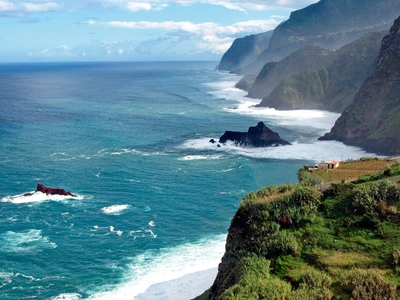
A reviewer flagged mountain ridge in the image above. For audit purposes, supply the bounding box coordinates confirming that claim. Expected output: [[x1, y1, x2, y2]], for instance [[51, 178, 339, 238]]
[[219, 0, 400, 75]]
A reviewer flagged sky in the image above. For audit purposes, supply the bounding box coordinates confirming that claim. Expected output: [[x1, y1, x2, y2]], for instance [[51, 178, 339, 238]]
[[0, 0, 319, 62]]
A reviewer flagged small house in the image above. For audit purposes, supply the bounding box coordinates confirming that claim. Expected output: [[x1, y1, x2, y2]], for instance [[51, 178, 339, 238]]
[[317, 160, 340, 170]]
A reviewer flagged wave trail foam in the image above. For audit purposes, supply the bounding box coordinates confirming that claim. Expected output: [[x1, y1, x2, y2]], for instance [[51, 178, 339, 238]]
[[178, 154, 224, 161], [88, 234, 226, 300], [0, 229, 57, 252], [1, 191, 83, 204], [101, 205, 130, 215]]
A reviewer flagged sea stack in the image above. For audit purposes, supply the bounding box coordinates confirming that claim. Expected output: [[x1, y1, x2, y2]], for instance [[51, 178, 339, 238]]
[[36, 183, 77, 197], [219, 122, 291, 147]]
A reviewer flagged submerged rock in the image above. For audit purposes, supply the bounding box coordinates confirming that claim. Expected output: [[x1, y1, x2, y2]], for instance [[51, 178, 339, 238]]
[[219, 122, 291, 147]]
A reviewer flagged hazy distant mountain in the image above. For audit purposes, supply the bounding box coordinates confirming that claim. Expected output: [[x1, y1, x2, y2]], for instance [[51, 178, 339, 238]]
[[217, 31, 273, 72], [230, 0, 400, 75], [319, 16, 400, 155], [257, 30, 386, 113]]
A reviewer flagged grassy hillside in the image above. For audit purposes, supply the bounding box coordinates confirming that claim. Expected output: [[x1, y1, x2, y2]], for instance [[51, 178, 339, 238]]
[[208, 161, 400, 299]]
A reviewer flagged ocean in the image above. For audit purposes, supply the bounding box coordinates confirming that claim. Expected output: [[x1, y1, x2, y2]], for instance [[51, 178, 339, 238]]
[[0, 61, 377, 300]]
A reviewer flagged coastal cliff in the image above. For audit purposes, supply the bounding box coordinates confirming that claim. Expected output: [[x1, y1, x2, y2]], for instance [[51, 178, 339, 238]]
[[257, 31, 386, 113], [206, 161, 400, 299], [246, 46, 335, 100], [218, 31, 273, 73], [319, 16, 400, 155]]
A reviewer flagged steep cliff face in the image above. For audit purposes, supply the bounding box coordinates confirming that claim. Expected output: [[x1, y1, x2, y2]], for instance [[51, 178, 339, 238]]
[[217, 31, 272, 72], [241, 0, 400, 75], [247, 46, 335, 99], [319, 16, 400, 155], [257, 31, 386, 112]]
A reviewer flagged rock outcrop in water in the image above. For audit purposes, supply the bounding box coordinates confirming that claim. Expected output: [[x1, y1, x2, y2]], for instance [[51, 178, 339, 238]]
[[319, 16, 400, 155], [219, 122, 290, 147], [35, 183, 77, 197]]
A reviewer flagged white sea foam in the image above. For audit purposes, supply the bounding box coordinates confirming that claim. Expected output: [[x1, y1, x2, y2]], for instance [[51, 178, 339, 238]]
[[0, 229, 57, 252], [50, 293, 82, 300], [88, 234, 226, 300], [97, 148, 166, 157], [128, 229, 157, 239], [181, 138, 379, 162], [1, 191, 83, 204], [101, 204, 131, 215], [178, 154, 224, 161], [108, 226, 124, 236], [135, 268, 218, 300], [205, 77, 345, 134], [182, 80, 381, 162]]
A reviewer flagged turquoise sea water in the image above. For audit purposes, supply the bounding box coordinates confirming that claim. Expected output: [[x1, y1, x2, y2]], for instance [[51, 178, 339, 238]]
[[0, 61, 377, 300]]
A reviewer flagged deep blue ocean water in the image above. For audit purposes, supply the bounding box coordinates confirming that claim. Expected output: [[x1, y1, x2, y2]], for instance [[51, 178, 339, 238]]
[[0, 61, 377, 300]]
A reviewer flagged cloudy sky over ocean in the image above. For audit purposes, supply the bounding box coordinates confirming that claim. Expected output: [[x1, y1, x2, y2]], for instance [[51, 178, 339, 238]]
[[0, 0, 319, 62]]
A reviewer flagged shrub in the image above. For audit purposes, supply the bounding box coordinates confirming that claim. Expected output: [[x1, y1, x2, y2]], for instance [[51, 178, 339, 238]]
[[297, 166, 310, 182], [219, 255, 292, 300], [298, 268, 332, 289], [289, 287, 332, 300], [292, 186, 321, 206], [352, 185, 377, 214], [392, 246, 400, 274], [341, 269, 396, 300], [262, 230, 299, 258], [241, 191, 259, 205], [256, 183, 296, 198], [268, 186, 321, 227]]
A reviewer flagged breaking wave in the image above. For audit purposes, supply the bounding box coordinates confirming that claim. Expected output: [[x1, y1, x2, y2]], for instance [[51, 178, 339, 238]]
[[1, 191, 83, 204]]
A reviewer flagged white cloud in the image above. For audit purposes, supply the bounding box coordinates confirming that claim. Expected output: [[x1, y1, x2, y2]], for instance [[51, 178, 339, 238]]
[[0, 0, 15, 11], [0, 1, 60, 13], [0, 0, 319, 18], [126, 2, 152, 12], [126, 2, 168, 12], [20, 2, 60, 12], [174, 0, 318, 12], [84, 18, 280, 54], [92, 0, 317, 13], [85, 19, 278, 34]]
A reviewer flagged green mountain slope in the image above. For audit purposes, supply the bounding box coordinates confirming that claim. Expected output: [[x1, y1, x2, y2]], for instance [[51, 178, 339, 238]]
[[257, 31, 386, 113], [319, 16, 400, 155], [241, 0, 400, 75]]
